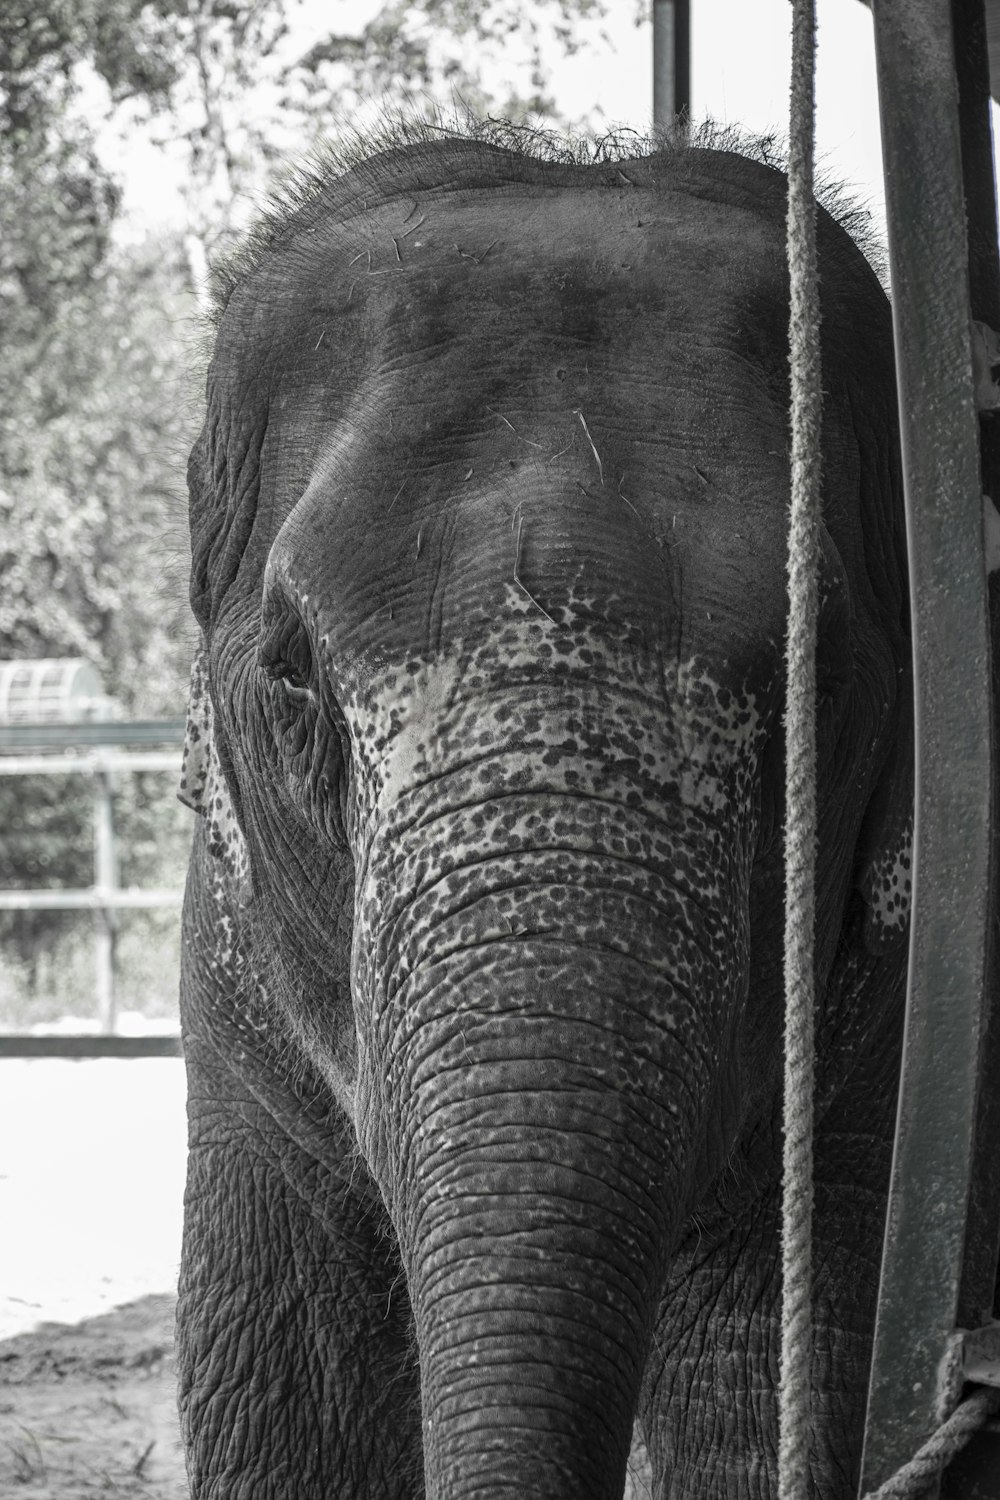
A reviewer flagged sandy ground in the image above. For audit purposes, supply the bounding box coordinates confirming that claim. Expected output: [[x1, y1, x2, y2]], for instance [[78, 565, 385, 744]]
[[0, 1294, 185, 1499], [0, 1059, 187, 1340], [0, 1059, 188, 1498]]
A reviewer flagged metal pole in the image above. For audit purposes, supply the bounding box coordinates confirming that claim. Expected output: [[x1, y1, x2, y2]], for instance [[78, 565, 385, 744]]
[[652, 0, 691, 132], [0, 719, 186, 751], [0, 751, 182, 775], [0, 890, 183, 909], [93, 769, 119, 1034], [949, 0, 1000, 1340], [859, 1, 995, 1494], [941, 0, 1000, 1485]]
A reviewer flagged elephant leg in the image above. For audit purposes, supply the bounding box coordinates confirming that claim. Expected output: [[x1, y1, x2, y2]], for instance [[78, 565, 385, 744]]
[[178, 1038, 422, 1499], [642, 1131, 888, 1500], [642, 1173, 782, 1500], [177, 841, 422, 1499]]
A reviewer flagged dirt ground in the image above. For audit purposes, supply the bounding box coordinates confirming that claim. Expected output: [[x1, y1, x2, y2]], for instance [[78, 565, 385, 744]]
[[0, 1290, 661, 1499], [0, 1293, 186, 1500]]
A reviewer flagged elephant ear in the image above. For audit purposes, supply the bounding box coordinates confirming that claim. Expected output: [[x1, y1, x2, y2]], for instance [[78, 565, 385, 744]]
[[178, 641, 251, 896], [854, 687, 914, 956]]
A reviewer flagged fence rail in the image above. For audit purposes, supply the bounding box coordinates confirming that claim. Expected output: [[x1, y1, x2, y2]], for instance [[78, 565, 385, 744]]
[[0, 751, 182, 775], [0, 718, 186, 1041], [0, 719, 186, 750], [0, 888, 183, 910], [0, 1034, 183, 1059]]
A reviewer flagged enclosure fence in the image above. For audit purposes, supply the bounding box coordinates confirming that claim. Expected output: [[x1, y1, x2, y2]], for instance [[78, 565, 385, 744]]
[[0, 662, 185, 1055]]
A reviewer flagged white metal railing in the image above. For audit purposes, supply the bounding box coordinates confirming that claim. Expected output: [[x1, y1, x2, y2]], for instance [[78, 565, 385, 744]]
[[0, 658, 116, 724], [0, 724, 184, 1034], [0, 889, 182, 909]]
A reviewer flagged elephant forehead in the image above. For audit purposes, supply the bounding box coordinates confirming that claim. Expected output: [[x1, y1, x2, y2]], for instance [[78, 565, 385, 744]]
[[207, 167, 793, 664], [339, 588, 767, 825], [216, 172, 788, 460], [252, 175, 781, 338]]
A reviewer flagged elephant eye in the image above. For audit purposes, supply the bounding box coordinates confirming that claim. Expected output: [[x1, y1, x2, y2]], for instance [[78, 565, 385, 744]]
[[259, 616, 317, 706], [264, 660, 314, 700]]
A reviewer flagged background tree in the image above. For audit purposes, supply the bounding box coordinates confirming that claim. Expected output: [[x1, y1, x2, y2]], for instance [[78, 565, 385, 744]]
[[0, 5, 195, 1005]]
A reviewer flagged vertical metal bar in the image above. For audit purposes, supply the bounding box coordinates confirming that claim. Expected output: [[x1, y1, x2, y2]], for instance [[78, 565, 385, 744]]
[[673, 0, 690, 121], [950, 0, 1000, 1338], [859, 1, 995, 1495], [941, 0, 1000, 1485], [93, 770, 118, 1034], [653, 0, 676, 129], [652, 0, 690, 131]]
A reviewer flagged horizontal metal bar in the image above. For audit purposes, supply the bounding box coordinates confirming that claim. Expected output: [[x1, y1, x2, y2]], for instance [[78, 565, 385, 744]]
[[0, 1034, 183, 1058], [0, 719, 186, 750], [0, 888, 184, 910], [0, 752, 183, 775]]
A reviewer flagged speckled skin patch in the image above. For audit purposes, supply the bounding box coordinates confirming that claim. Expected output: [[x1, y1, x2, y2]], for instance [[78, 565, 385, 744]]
[[179, 642, 250, 897], [864, 816, 913, 933], [339, 590, 767, 1189], [348, 588, 764, 823]]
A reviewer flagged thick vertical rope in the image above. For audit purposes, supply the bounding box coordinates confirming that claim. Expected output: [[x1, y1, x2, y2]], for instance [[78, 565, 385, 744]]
[[780, 1, 822, 1496]]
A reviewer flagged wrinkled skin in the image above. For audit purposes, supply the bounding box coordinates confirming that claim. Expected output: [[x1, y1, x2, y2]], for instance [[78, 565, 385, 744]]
[[176, 134, 912, 1500]]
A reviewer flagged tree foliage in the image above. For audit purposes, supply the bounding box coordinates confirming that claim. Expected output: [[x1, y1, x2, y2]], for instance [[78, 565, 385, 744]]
[[2, 1, 197, 697], [0, 206, 196, 981], [0, 238, 196, 708], [1, 3, 197, 989]]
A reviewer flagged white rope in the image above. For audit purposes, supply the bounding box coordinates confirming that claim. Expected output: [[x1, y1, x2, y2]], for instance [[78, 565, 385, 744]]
[[780, 0, 822, 1495], [860, 1386, 1000, 1499]]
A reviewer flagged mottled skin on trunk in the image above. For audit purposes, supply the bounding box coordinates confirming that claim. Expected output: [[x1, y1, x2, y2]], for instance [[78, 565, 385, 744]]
[[177, 129, 911, 1499]]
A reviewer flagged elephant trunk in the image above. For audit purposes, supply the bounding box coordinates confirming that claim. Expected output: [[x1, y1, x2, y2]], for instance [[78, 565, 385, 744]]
[[351, 698, 751, 1497], [360, 921, 730, 1499], [408, 1051, 666, 1497]]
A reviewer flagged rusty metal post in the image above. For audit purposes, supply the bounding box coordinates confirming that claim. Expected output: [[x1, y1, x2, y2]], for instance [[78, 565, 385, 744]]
[[859, 1, 996, 1494], [941, 0, 1000, 1483]]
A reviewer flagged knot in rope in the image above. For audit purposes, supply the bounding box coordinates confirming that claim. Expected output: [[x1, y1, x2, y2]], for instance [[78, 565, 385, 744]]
[[860, 1386, 1000, 1499]]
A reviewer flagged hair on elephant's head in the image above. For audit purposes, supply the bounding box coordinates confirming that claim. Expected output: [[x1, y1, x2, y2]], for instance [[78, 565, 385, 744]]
[[177, 119, 912, 1500]]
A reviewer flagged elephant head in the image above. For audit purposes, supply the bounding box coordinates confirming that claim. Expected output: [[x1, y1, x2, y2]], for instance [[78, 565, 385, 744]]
[[177, 127, 910, 1499]]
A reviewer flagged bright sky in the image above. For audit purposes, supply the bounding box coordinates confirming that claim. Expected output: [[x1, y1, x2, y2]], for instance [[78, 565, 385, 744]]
[[564, 0, 887, 219]]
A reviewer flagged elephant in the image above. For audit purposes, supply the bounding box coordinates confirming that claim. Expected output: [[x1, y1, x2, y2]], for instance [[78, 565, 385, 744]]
[[175, 122, 913, 1500]]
